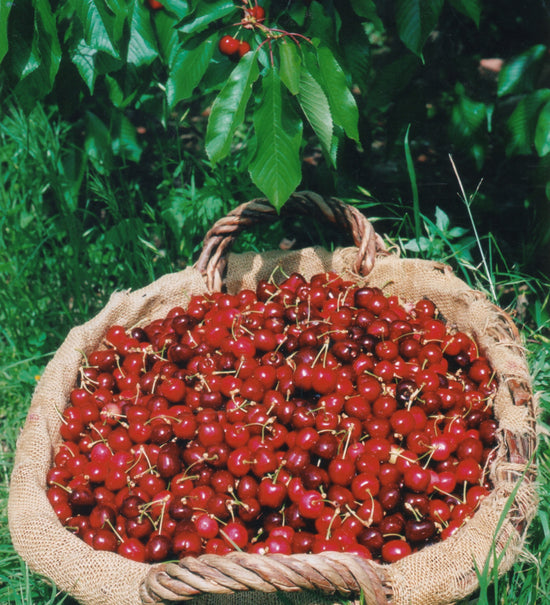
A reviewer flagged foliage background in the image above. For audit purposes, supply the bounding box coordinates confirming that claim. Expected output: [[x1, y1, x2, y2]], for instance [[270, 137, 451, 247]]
[[1, 0, 549, 603]]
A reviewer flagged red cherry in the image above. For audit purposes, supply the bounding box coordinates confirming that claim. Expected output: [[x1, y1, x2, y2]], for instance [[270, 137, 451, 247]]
[[381, 539, 412, 562], [298, 490, 324, 519], [238, 40, 251, 57], [146, 534, 171, 561], [328, 457, 355, 487], [172, 530, 202, 556], [219, 35, 240, 56], [403, 465, 431, 493], [92, 528, 118, 552], [455, 458, 483, 484], [222, 521, 248, 550], [195, 514, 219, 540], [246, 5, 265, 21]]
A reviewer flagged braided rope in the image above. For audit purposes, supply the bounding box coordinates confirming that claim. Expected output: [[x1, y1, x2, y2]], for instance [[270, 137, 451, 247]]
[[194, 191, 388, 292], [141, 552, 390, 604]]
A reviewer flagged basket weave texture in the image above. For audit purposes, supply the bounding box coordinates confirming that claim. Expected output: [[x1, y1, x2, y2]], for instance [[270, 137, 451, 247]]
[[8, 193, 537, 605]]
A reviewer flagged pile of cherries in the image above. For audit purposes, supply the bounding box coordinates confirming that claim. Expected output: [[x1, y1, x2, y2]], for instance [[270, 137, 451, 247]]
[[47, 272, 498, 565]]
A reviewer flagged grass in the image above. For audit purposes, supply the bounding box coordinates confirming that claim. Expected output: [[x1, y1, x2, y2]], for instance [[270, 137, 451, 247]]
[[1, 102, 549, 604]]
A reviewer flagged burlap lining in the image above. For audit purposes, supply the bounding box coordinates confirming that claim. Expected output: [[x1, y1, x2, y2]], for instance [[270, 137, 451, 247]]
[[8, 248, 537, 605]]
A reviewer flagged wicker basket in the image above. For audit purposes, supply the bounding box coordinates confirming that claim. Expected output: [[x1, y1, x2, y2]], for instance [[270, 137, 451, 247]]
[[9, 192, 538, 605]]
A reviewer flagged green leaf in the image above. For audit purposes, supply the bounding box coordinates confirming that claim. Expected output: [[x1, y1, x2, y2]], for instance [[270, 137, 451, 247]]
[[506, 89, 550, 156], [449, 89, 487, 169], [112, 114, 143, 162], [497, 45, 547, 97], [307, 2, 339, 49], [404, 124, 421, 245], [104, 64, 143, 108], [297, 68, 334, 160], [0, 0, 13, 63], [404, 237, 430, 252], [127, 2, 159, 67], [288, 3, 307, 27], [36, 0, 61, 85], [451, 90, 487, 141], [448, 0, 481, 26], [70, 40, 98, 92], [365, 54, 419, 112], [206, 52, 260, 164], [535, 100, 550, 157], [279, 40, 301, 96], [162, 0, 190, 19], [435, 206, 449, 232], [179, 0, 236, 34], [167, 35, 216, 107], [395, 0, 444, 57], [13, 0, 62, 110], [35, 0, 62, 85], [249, 69, 303, 211], [84, 111, 113, 173], [341, 22, 371, 93], [77, 0, 119, 58], [317, 46, 359, 142], [350, 0, 384, 30], [449, 226, 468, 238], [105, 0, 132, 45], [3, 3, 35, 80], [153, 11, 181, 63]]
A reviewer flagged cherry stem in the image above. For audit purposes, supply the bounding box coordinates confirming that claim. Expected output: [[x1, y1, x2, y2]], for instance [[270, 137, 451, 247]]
[[404, 501, 422, 522], [345, 504, 371, 528], [106, 518, 125, 543], [324, 507, 341, 539], [50, 481, 72, 493]]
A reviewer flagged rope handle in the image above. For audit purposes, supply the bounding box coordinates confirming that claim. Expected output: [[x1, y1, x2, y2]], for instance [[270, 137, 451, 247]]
[[141, 551, 390, 604], [194, 191, 388, 291]]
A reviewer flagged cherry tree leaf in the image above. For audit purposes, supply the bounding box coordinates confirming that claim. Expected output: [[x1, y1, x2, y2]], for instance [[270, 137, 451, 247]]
[[127, 2, 159, 67], [535, 100, 550, 157], [12, 0, 62, 110], [77, 0, 119, 58], [167, 35, 216, 108], [506, 89, 550, 156], [497, 45, 547, 97], [206, 52, 260, 164], [0, 0, 13, 64], [279, 40, 301, 96], [350, 0, 384, 30], [180, 0, 236, 34], [317, 46, 359, 143], [448, 0, 481, 26], [395, 0, 443, 57], [297, 68, 334, 163], [249, 69, 303, 211]]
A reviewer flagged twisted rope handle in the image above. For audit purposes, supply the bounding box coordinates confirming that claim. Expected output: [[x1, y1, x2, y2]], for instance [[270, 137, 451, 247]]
[[194, 191, 388, 291], [141, 551, 390, 604]]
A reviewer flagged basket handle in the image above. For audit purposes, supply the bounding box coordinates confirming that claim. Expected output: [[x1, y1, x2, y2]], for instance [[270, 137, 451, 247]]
[[194, 191, 388, 291], [140, 551, 390, 604]]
